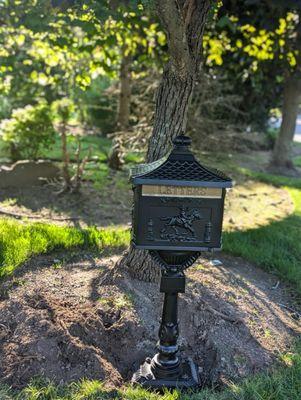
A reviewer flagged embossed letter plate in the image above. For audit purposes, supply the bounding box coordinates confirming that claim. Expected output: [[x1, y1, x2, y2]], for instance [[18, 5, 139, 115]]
[[142, 185, 222, 198]]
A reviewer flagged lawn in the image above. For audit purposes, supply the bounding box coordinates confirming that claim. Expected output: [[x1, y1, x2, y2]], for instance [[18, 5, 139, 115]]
[[0, 134, 144, 165], [0, 134, 112, 163], [224, 170, 301, 294], [0, 220, 130, 278]]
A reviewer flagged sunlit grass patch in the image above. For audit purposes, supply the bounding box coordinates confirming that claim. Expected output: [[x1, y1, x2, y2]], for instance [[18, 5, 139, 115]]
[[98, 292, 134, 310], [82, 162, 110, 189], [39, 134, 111, 162], [0, 219, 130, 278], [223, 181, 293, 232], [224, 169, 301, 294], [0, 134, 111, 163]]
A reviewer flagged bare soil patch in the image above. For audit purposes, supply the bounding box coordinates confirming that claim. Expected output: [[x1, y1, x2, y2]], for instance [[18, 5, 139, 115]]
[[0, 180, 131, 228], [0, 179, 293, 233], [0, 251, 300, 388]]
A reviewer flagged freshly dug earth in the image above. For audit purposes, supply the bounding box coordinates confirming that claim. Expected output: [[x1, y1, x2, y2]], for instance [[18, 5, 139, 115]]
[[0, 251, 300, 388]]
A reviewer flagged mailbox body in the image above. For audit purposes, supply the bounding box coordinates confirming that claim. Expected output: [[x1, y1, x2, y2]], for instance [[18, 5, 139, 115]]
[[132, 185, 226, 251], [130, 136, 232, 252]]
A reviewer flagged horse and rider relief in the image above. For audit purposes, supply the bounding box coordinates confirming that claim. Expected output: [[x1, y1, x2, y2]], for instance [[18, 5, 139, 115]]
[[159, 206, 203, 242]]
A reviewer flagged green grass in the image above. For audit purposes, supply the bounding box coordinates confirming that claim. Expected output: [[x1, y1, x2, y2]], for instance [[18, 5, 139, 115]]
[[1, 341, 301, 399], [39, 134, 111, 162], [83, 162, 110, 189], [0, 134, 112, 163], [124, 152, 144, 164], [224, 169, 301, 294], [0, 219, 130, 278], [293, 155, 301, 167]]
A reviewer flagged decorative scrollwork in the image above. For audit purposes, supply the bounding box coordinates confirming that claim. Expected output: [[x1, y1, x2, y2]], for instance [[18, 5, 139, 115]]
[[159, 322, 179, 346], [149, 250, 201, 272]]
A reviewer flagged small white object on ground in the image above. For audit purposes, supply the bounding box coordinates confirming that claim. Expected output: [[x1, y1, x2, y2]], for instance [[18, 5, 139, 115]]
[[210, 259, 223, 266]]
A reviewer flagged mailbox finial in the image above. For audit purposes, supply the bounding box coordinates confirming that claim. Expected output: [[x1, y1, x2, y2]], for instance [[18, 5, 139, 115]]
[[173, 135, 191, 150]]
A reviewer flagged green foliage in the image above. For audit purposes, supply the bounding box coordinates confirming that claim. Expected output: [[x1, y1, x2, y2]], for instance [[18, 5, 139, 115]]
[[0, 0, 165, 131], [0, 219, 130, 278], [265, 127, 279, 148], [79, 76, 117, 133], [51, 98, 75, 124], [1, 341, 301, 398], [89, 1, 166, 73], [201, 3, 301, 130], [0, 103, 55, 160]]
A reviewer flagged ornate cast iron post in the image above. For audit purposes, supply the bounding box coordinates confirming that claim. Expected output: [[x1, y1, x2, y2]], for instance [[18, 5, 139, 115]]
[[132, 251, 201, 388]]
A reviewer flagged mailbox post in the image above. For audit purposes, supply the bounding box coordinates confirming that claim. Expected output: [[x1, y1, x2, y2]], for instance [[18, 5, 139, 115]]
[[130, 135, 232, 389]]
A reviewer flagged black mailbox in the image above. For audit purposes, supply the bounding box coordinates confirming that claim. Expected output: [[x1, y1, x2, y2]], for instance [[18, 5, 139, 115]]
[[131, 135, 232, 252], [130, 135, 232, 390]]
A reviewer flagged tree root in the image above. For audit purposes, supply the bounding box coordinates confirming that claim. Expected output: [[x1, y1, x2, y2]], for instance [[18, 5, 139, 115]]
[[199, 298, 243, 324]]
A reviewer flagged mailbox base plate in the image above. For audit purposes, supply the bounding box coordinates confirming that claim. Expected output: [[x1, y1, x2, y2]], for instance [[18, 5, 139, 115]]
[[132, 356, 200, 390]]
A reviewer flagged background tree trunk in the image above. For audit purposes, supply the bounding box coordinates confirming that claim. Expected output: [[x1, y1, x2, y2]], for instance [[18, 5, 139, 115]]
[[271, 19, 301, 173], [61, 121, 71, 190], [108, 51, 132, 170], [271, 75, 301, 170], [117, 53, 132, 130], [9, 142, 21, 162], [119, 0, 211, 283]]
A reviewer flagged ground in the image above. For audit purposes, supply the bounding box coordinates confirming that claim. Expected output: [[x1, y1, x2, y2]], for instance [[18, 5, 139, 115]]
[[0, 250, 300, 389], [0, 146, 301, 397], [0, 158, 294, 231]]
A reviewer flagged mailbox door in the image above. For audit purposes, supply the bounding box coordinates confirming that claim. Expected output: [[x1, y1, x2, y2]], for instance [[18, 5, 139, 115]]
[[133, 186, 226, 251]]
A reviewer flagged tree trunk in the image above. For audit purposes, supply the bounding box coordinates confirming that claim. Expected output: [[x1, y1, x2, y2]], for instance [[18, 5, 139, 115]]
[[117, 53, 132, 130], [119, 0, 211, 283], [10, 142, 21, 162], [271, 75, 301, 169], [61, 122, 71, 189], [108, 52, 132, 170], [147, 67, 194, 162]]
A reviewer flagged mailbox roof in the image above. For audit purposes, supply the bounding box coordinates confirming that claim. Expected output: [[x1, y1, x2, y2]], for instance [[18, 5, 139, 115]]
[[131, 135, 232, 188]]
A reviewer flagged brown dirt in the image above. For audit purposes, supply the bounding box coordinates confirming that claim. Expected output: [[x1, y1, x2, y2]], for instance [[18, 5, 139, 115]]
[[0, 251, 300, 388], [0, 178, 293, 234], [0, 180, 131, 228]]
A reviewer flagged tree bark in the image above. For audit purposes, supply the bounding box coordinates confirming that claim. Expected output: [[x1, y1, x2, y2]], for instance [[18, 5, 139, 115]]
[[108, 51, 132, 170], [9, 142, 21, 162], [117, 52, 132, 130], [271, 75, 301, 170], [119, 0, 211, 283], [146, 68, 194, 162], [61, 122, 71, 189]]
